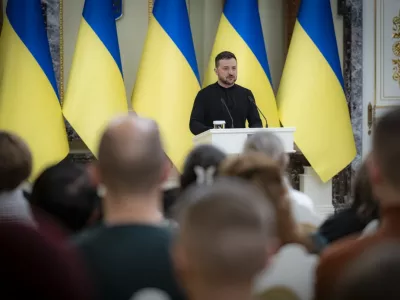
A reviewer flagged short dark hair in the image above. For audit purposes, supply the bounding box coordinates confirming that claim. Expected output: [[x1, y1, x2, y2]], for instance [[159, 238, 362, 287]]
[[351, 159, 378, 221], [175, 177, 275, 282], [30, 161, 101, 232], [215, 51, 237, 68], [0, 131, 32, 191], [373, 107, 400, 186], [180, 145, 226, 191]]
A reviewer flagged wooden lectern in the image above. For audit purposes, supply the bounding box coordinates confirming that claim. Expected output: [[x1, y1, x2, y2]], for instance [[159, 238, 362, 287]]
[[192, 128, 296, 154]]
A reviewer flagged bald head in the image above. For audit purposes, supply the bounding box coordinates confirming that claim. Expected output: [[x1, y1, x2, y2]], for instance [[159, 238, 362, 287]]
[[174, 178, 275, 284], [97, 116, 165, 194]]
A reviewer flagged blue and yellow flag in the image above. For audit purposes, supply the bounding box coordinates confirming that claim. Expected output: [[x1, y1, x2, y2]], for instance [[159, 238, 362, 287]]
[[0, 0, 68, 180], [132, 0, 200, 170], [277, 0, 356, 182], [203, 0, 279, 127], [63, 0, 128, 155]]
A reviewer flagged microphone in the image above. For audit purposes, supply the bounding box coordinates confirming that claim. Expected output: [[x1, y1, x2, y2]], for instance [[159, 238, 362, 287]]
[[248, 96, 268, 127], [220, 98, 234, 128]]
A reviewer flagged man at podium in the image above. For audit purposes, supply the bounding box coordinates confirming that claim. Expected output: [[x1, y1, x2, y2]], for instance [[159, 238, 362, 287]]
[[189, 51, 263, 135]]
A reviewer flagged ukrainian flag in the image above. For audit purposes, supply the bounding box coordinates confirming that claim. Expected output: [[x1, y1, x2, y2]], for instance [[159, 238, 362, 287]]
[[277, 0, 356, 182], [63, 0, 128, 156], [0, 0, 69, 180], [203, 0, 279, 127], [132, 0, 200, 170]]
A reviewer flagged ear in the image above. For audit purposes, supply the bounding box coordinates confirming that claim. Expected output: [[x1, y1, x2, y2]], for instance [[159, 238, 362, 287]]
[[87, 162, 101, 186], [171, 240, 190, 283], [160, 158, 172, 185], [263, 241, 279, 270], [214, 67, 218, 75], [367, 154, 381, 185]]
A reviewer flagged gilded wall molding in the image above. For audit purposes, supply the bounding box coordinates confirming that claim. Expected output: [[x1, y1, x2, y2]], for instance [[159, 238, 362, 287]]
[[392, 10, 400, 85]]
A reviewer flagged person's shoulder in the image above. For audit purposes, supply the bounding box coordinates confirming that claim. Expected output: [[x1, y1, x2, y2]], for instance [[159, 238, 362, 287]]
[[289, 189, 315, 211], [315, 234, 379, 299], [317, 234, 378, 281], [70, 224, 104, 247], [199, 82, 218, 94], [233, 83, 252, 94]]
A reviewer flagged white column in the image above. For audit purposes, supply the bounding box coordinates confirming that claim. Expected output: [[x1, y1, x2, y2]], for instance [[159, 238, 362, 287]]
[[300, 166, 334, 220]]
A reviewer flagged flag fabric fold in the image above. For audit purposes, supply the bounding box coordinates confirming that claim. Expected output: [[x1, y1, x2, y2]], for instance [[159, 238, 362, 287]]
[[63, 0, 128, 156], [0, 0, 69, 180], [203, 0, 279, 127], [131, 0, 200, 170], [277, 0, 356, 182]]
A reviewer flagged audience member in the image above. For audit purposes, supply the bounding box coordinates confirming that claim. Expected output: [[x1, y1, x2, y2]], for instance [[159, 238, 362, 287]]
[[0, 221, 93, 299], [173, 177, 275, 300], [72, 115, 186, 300], [29, 161, 101, 235], [220, 152, 312, 249], [219, 153, 318, 299], [315, 107, 400, 299], [180, 144, 226, 192], [318, 158, 379, 244], [0, 131, 34, 225], [331, 242, 400, 300], [244, 132, 320, 230]]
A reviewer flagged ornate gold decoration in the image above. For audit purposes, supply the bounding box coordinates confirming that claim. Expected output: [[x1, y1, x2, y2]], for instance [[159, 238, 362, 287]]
[[393, 10, 400, 39], [393, 41, 400, 57], [392, 10, 400, 85], [59, 0, 64, 105], [393, 59, 400, 82]]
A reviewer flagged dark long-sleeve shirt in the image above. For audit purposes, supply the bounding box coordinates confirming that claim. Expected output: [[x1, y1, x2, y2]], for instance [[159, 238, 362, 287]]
[[189, 82, 263, 135]]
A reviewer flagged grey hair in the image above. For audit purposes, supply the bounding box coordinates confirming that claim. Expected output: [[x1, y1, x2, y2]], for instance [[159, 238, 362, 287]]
[[243, 132, 289, 169]]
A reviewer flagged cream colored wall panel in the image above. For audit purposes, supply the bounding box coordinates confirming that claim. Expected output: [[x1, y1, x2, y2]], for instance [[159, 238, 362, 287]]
[[63, 0, 84, 95], [331, 0, 344, 70], [188, 0, 205, 80], [116, 0, 148, 103], [259, 0, 285, 92], [201, 0, 224, 79], [63, 0, 148, 108]]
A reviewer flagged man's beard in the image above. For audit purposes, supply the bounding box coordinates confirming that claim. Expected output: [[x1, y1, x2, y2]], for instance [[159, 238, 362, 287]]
[[220, 76, 236, 85]]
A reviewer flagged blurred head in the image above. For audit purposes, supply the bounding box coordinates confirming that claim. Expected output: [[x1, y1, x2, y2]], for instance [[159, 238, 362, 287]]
[[244, 132, 289, 171], [214, 51, 237, 87], [0, 131, 32, 192], [0, 222, 93, 299], [30, 162, 101, 233], [368, 107, 400, 206], [96, 115, 168, 197], [180, 145, 226, 191], [332, 242, 400, 300], [219, 152, 287, 205], [351, 158, 379, 221], [173, 177, 275, 289]]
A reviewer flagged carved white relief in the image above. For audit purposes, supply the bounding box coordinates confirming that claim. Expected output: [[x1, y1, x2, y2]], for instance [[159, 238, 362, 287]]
[[376, 0, 400, 104]]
